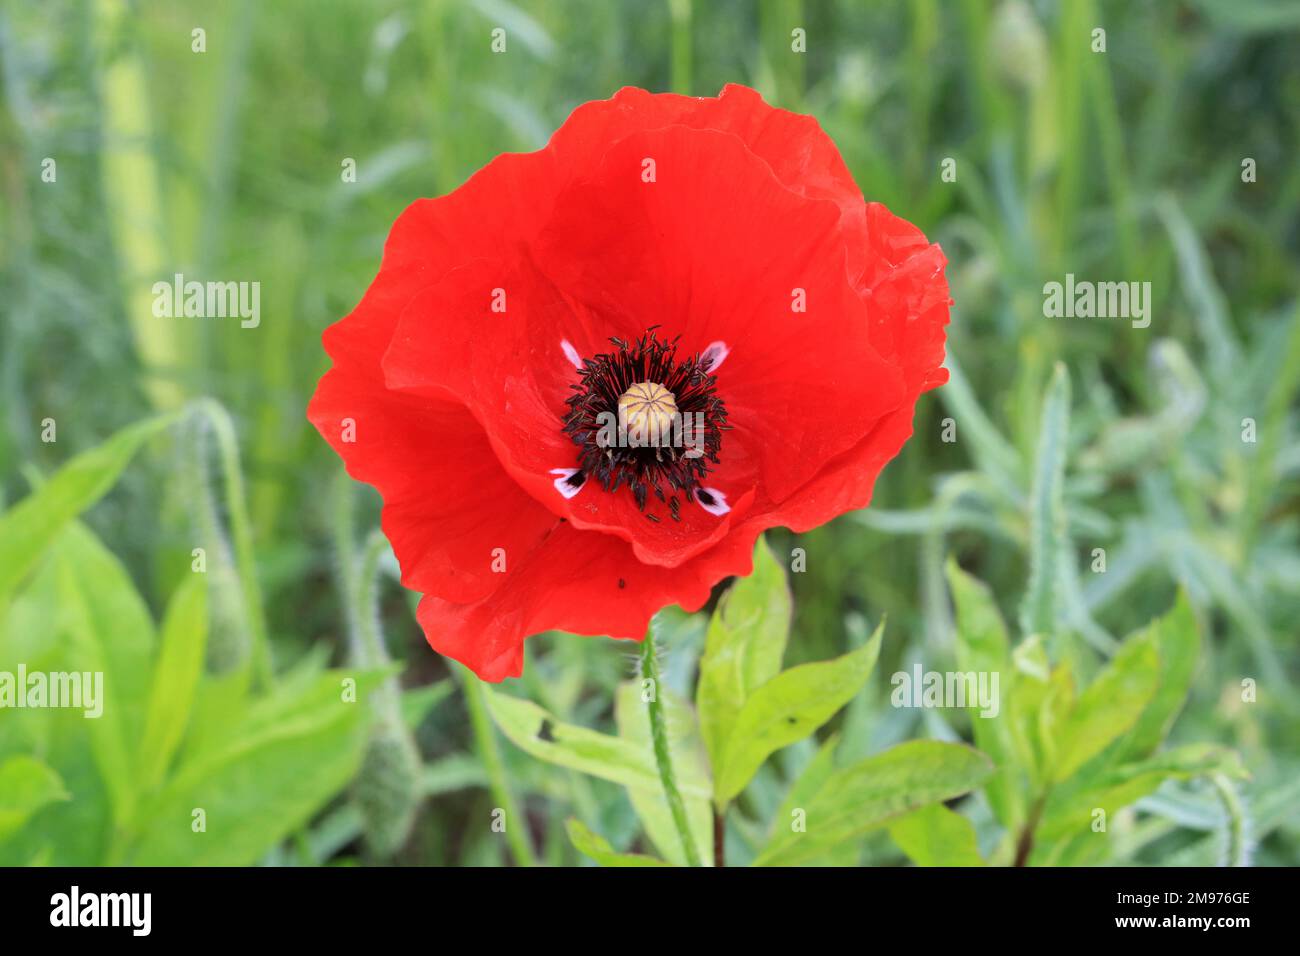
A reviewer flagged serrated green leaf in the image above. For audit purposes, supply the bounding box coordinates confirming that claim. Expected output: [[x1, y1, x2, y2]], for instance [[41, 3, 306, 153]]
[[0, 756, 69, 843], [483, 686, 709, 800], [565, 818, 671, 867], [755, 741, 993, 866], [1038, 744, 1247, 843], [888, 803, 985, 866], [0, 415, 174, 602], [138, 574, 208, 791], [1118, 593, 1200, 760], [714, 624, 882, 804], [697, 535, 791, 779], [1053, 630, 1160, 782], [948, 561, 1024, 826]]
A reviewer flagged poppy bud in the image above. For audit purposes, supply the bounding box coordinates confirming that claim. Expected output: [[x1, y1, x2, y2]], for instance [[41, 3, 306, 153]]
[[353, 710, 422, 858]]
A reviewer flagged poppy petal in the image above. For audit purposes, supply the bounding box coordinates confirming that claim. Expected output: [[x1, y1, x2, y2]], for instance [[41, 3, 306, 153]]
[[308, 374, 557, 603], [416, 522, 720, 681], [535, 125, 907, 507]]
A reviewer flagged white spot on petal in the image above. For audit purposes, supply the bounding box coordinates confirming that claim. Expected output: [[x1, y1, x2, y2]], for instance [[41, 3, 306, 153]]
[[561, 339, 582, 369], [550, 467, 586, 499], [700, 340, 729, 372], [695, 487, 730, 516]]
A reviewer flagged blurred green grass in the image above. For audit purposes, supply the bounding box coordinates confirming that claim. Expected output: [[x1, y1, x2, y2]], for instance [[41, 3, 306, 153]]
[[1, 0, 1298, 865]]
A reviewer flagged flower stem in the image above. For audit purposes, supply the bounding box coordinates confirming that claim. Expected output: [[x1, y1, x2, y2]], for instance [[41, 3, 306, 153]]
[[356, 529, 394, 668], [1014, 793, 1048, 867], [457, 667, 538, 868], [196, 399, 273, 688], [639, 634, 703, 867], [713, 807, 726, 868], [668, 0, 692, 95]]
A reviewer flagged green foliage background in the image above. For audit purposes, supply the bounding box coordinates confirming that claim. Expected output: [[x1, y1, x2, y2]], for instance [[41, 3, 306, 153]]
[[1, 0, 1298, 866]]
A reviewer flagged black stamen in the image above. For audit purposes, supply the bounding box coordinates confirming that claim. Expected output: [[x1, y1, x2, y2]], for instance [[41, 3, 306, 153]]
[[562, 330, 727, 521]]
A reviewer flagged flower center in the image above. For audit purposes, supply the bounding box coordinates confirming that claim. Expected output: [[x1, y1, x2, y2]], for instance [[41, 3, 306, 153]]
[[562, 330, 727, 519], [618, 381, 677, 444]]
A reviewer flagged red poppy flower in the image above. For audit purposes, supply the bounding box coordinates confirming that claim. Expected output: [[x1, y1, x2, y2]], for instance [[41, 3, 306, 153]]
[[308, 84, 950, 681]]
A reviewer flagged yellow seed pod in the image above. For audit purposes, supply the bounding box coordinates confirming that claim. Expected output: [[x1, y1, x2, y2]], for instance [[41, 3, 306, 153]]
[[618, 381, 677, 446]]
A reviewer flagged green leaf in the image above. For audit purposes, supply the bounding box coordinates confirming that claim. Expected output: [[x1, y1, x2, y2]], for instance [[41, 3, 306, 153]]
[[1118, 593, 1200, 760], [183, 670, 253, 761], [1036, 665, 1078, 783], [128, 669, 382, 865], [138, 575, 209, 791], [1155, 195, 1240, 374], [770, 733, 840, 845], [888, 803, 985, 866], [755, 741, 993, 866], [948, 561, 1024, 826], [0, 415, 174, 602], [1006, 666, 1052, 788], [239, 664, 394, 746], [939, 355, 1023, 490], [565, 818, 671, 867], [0, 756, 69, 843], [613, 681, 712, 865], [482, 687, 708, 800], [949, 562, 1011, 673], [714, 624, 883, 804], [1038, 744, 1247, 843], [1053, 629, 1160, 782], [697, 535, 791, 780], [1020, 362, 1071, 638], [0, 553, 113, 866], [53, 524, 158, 828], [0, 557, 62, 756]]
